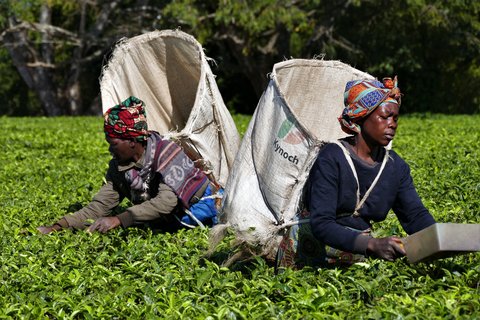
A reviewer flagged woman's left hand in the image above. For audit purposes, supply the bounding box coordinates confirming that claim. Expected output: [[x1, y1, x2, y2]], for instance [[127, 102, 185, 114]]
[[87, 216, 121, 233], [367, 236, 406, 261]]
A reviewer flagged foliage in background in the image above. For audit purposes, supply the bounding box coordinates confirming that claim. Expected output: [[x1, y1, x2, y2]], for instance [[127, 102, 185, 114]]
[[0, 0, 479, 115], [165, 0, 480, 114], [335, 0, 480, 114], [0, 115, 479, 318]]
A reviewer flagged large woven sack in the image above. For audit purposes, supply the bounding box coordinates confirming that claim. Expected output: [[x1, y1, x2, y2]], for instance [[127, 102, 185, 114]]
[[100, 29, 240, 186], [218, 59, 373, 260]]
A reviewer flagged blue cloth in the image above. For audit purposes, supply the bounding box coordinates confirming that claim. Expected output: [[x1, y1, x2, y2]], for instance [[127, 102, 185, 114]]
[[182, 184, 222, 226], [308, 141, 436, 254]]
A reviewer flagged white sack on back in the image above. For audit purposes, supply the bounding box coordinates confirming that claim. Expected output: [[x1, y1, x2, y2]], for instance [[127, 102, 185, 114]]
[[100, 29, 240, 186], [219, 59, 373, 259]]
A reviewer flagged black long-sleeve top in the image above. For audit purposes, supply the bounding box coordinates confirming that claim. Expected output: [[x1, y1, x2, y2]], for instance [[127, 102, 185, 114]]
[[308, 141, 436, 254]]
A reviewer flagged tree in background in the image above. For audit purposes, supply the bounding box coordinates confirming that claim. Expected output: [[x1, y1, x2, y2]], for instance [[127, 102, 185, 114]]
[[1, 0, 479, 115], [0, 43, 40, 116], [0, 0, 164, 115]]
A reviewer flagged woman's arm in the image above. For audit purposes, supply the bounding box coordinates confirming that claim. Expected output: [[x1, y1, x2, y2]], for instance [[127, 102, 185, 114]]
[[392, 158, 436, 234], [37, 180, 122, 233]]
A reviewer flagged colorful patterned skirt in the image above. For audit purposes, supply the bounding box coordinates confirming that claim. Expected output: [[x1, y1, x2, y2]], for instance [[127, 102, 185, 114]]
[[276, 210, 368, 270]]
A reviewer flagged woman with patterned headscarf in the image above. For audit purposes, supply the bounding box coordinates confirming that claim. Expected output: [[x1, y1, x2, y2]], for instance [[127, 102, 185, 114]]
[[276, 77, 436, 270], [38, 96, 221, 234]]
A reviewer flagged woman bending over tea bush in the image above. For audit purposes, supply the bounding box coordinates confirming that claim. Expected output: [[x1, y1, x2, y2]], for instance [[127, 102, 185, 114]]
[[38, 96, 220, 234], [276, 77, 436, 269]]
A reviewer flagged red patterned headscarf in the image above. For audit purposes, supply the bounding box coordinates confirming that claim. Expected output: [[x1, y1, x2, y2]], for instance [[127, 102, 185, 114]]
[[104, 96, 149, 141], [339, 76, 401, 135]]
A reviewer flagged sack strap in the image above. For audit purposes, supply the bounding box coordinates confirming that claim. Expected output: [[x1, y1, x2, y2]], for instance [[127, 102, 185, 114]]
[[177, 208, 206, 229], [333, 141, 389, 217]]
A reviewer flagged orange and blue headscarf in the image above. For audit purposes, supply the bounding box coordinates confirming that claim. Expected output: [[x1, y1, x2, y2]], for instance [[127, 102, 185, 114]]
[[339, 76, 401, 134], [104, 96, 149, 141]]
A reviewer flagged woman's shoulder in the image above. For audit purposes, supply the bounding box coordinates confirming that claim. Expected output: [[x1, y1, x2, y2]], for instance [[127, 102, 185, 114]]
[[312, 142, 352, 172], [387, 148, 406, 163], [317, 141, 346, 159]]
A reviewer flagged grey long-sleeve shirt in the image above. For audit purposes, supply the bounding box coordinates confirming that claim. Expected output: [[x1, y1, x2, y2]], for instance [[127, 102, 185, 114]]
[[56, 155, 183, 229]]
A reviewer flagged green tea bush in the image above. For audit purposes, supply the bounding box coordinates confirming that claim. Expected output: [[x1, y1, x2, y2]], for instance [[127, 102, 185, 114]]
[[0, 115, 478, 319]]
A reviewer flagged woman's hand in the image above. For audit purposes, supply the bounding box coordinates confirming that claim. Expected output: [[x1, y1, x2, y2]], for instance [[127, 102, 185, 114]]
[[367, 236, 406, 261], [87, 216, 121, 233], [37, 224, 62, 234]]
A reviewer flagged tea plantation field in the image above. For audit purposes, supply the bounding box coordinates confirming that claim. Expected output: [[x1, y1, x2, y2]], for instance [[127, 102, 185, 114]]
[[0, 114, 479, 319]]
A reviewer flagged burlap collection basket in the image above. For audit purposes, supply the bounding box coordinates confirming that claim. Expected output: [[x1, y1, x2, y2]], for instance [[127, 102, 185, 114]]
[[216, 59, 373, 261], [100, 29, 240, 186]]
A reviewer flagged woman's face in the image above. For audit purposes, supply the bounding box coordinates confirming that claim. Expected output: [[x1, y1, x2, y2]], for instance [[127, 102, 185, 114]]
[[106, 137, 136, 165], [361, 102, 400, 147]]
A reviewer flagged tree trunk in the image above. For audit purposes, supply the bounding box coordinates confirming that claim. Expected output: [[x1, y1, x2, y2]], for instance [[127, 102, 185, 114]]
[[66, 0, 87, 115], [37, 3, 62, 116], [2, 6, 62, 116]]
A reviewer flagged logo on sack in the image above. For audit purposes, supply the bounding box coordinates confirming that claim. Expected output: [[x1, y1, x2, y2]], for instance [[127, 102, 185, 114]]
[[272, 119, 305, 165], [277, 119, 305, 145]]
